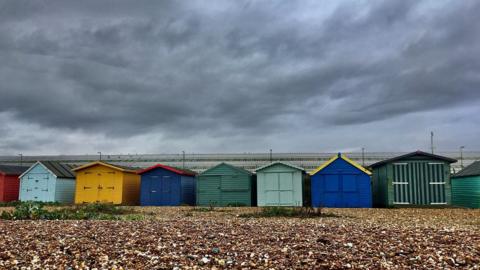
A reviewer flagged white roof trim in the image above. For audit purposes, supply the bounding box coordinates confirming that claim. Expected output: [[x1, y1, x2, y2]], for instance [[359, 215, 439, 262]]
[[18, 161, 56, 179], [255, 161, 305, 172]]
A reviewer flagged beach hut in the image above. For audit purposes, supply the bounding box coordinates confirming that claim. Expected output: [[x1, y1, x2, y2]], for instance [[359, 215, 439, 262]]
[[73, 161, 140, 205], [452, 161, 480, 208], [371, 151, 456, 207], [0, 165, 29, 202], [138, 164, 196, 206], [310, 153, 372, 208], [19, 161, 76, 203], [255, 161, 305, 207], [197, 163, 254, 207]]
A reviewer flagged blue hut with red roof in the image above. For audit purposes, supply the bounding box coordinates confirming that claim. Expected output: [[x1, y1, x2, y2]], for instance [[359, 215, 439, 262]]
[[138, 164, 196, 206]]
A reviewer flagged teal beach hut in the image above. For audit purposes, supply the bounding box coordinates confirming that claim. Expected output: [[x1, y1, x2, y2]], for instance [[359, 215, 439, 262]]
[[19, 161, 76, 203], [452, 161, 480, 208], [255, 161, 305, 206]]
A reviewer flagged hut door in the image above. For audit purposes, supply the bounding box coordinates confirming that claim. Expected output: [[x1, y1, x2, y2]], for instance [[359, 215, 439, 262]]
[[160, 176, 172, 205], [24, 173, 49, 201], [341, 174, 359, 207], [21, 176, 34, 201], [264, 173, 280, 205], [264, 172, 294, 206], [392, 163, 410, 205], [278, 173, 294, 205], [324, 174, 341, 207], [79, 172, 97, 202], [198, 176, 221, 206], [210, 176, 221, 206], [97, 171, 116, 202], [147, 175, 161, 205], [428, 163, 447, 205]]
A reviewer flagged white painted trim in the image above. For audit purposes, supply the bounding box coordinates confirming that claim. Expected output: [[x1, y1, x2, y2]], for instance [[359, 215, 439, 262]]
[[393, 182, 409, 185], [429, 182, 446, 185], [255, 161, 305, 172], [428, 163, 444, 165], [393, 163, 408, 166], [393, 202, 410, 204], [19, 161, 55, 179], [430, 202, 447, 205]]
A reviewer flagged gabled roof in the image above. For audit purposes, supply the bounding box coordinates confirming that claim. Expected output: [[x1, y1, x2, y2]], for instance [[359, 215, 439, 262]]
[[309, 153, 371, 175], [201, 162, 253, 176], [255, 161, 305, 172], [20, 161, 76, 179], [42, 161, 76, 178], [370, 151, 457, 168], [72, 161, 139, 173], [0, 165, 29, 176], [454, 161, 480, 178], [138, 164, 197, 176]]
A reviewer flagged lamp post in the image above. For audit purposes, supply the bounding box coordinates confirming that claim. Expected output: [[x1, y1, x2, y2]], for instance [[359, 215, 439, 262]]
[[18, 154, 23, 167], [361, 148, 365, 166], [97, 152, 102, 161], [182, 151, 185, 169], [430, 131, 435, 154], [269, 149, 272, 162], [460, 146, 465, 169]]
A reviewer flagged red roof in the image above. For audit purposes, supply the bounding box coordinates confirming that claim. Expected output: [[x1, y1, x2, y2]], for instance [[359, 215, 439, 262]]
[[137, 164, 196, 176]]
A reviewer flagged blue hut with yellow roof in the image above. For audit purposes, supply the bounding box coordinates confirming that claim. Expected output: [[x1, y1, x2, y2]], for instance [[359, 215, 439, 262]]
[[310, 153, 372, 208]]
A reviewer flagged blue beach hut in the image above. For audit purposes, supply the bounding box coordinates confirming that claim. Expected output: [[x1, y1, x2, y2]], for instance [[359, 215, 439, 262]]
[[138, 164, 196, 206], [310, 153, 372, 208], [19, 161, 76, 203]]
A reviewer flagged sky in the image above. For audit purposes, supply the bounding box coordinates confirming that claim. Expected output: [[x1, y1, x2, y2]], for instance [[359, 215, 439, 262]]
[[0, 0, 479, 155]]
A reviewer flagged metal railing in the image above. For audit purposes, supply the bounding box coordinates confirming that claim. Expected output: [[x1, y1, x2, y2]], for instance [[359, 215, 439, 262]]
[[1, 151, 478, 173]]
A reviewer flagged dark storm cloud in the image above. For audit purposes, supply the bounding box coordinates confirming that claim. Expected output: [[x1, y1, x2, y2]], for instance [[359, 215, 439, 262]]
[[0, 0, 479, 153]]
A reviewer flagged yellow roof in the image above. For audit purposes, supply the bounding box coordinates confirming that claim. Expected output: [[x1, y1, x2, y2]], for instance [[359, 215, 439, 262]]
[[309, 153, 371, 175], [72, 161, 138, 173]]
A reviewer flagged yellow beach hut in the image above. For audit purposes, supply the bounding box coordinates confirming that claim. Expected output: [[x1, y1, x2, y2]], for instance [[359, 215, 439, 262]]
[[73, 161, 140, 205]]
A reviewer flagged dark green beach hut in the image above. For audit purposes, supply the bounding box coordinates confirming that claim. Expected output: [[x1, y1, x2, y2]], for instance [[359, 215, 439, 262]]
[[371, 151, 457, 207], [196, 163, 254, 206], [452, 161, 480, 208]]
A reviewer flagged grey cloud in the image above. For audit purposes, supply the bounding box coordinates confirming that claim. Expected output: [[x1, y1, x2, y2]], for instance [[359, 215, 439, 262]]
[[0, 0, 479, 154]]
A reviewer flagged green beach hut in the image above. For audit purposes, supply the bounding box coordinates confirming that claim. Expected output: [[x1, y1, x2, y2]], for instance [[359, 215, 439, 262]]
[[196, 163, 254, 206], [371, 151, 457, 207], [452, 161, 480, 208]]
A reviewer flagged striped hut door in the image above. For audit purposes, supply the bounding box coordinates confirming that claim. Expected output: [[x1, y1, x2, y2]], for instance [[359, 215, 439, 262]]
[[393, 163, 410, 205], [428, 163, 447, 205]]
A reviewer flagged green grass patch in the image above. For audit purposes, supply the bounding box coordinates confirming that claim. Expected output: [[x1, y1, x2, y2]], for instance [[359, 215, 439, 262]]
[[239, 207, 341, 218], [0, 201, 142, 220], [0, 201, 62, 207]]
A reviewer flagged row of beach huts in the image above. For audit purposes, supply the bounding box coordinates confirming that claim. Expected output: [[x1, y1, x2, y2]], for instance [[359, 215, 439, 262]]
[[0, 151, 478, 208]]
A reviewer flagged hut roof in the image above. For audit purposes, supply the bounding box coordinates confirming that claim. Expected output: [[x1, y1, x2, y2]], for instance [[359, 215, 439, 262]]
[[19, 161, 75, 179], [454, 161, 480, 178], [0, 165, 29, 176], [138, 164, 197, 176], [370, 151, 457, 168], [255, 161, 304, 172], [72, 161, 139, 173], [309, 153, 371, 175]]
